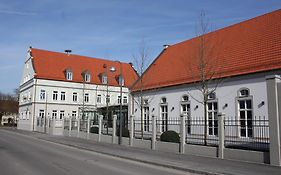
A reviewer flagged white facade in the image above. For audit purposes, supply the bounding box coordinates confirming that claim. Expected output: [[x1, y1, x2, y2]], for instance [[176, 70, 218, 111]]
[[18, 50, 129, 131], [131, 71, 281, 136]]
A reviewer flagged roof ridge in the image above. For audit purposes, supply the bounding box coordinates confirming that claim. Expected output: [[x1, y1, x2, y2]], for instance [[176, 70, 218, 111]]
[[171, 9, 281, 48], [31, 47, 130, 65]]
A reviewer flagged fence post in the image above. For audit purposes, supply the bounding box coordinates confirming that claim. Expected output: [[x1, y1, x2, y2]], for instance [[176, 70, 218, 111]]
[[112, 114, 117, 144], [180, 114, 186, 154], [218, 113, 225, 159], [266, 75, 281, 166], [87, 117, 90, 139], [69, 117, 72, 136], [98, 115, 103, 142], [77, 117, 80, 137], [130, 115, 134, 146], [152, 115, 157, 150]]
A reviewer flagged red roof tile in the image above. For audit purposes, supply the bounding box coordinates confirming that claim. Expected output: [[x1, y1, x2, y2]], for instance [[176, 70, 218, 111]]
[[132, 9, 281, 91], [31, 48, 139, 87]]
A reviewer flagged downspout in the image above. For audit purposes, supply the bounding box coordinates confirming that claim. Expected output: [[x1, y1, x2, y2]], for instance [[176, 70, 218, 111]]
[[32, 78, 37, 131]]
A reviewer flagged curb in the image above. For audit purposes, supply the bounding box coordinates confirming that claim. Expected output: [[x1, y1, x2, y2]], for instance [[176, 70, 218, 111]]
[[39, 137, 223, 175]]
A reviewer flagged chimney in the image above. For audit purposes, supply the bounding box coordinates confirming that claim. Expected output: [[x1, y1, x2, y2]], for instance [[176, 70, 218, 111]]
[[163, 44, 170, 49], [65, 49, 72, 56]]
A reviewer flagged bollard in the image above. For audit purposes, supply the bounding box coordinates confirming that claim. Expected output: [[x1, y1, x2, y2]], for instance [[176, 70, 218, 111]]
[[77, 118, 80, 138]]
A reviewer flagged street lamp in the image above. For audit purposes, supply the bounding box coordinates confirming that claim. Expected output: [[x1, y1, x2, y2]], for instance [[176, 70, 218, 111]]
[[116, 61, 123, 145], [104, 64, 116, 134]]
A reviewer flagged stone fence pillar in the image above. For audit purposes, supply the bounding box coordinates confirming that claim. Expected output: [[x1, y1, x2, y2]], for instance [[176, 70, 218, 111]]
[[98, 115, 103, 142], [180, 114, 186, 154], [218, 113, 225, 159], [266, 75, 281, 166], [152, 115, 157, 150], [112, 115, 117, 144], [130, 115, 134, 146]]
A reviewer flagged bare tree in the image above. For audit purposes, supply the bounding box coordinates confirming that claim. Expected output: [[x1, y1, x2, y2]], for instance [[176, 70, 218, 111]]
[[132, 39, 152, 138], [186, 11, 224, 145]]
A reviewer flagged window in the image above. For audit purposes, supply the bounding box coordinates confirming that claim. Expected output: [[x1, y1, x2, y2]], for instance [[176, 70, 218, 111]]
[[106, 95, 110, 103], [53, 91, 58, 101], [207, 101, 218, 136], [84, 93, 89, 103], [84, 73, 91, 82], [61, 92, 66, 101], [119, 75, 124, 86], [102, 74, 108, 84], [238, 88, 252, 138], [73, 92, 77, 102], [97, 94, 101, 103], [40, 90, 46, 100], [123, 96, 128, 104], [66, 71, 73, 80], [52, 110, 57, 119], [181, 95, 191, 134], [72, 111, 77, 119], [160, 97, 168, 132], [144, 106, 150, 132], [118, 96, 121, 104], [39, 110, 45, 126], [59, 110, 65, 119]]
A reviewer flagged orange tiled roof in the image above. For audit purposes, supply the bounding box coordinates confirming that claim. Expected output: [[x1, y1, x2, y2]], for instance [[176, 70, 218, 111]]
[[31, 48, 139, 87], [132, 9, 281, 92]]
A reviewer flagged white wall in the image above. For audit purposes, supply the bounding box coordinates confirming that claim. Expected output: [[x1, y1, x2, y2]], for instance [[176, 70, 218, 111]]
[[132, 71, 281, 129]]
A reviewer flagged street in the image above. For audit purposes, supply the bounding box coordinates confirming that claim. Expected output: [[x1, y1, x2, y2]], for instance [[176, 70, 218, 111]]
[[0, 129, 193, 175]]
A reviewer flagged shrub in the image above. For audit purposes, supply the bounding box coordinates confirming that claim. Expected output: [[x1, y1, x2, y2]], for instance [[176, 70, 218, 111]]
[[116, 127, 130, 137], [90, 126, 99, 134], [160, 130, 180, 143]]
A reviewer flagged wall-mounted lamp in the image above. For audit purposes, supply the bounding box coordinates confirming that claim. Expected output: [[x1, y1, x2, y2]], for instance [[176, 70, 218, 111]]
[[258, 101, 265, 108], [171, 107, 174, 111], [194, 105, 198, 110], [152, 108, 155, 112], [223, 103, 228, 110], [134, 109, 138, 112]]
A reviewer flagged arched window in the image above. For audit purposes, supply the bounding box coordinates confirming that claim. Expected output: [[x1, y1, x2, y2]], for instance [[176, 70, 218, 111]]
[[239, 88, 250, 97], [182, 95, 189, 102], [208, 92, 216, 100], [161, 97, 167, 104]]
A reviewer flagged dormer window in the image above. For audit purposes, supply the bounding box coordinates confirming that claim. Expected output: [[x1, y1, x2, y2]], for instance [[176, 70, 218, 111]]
[[102, 74, 108, 84], [66, 70, 73, 81], [84, 73, 91, 82], [118, 75, 124, 86]]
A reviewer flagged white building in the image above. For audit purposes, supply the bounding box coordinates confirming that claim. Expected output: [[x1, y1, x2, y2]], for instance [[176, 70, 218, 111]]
[[18, 48, 138, 131], [130, 10, 281, 141]]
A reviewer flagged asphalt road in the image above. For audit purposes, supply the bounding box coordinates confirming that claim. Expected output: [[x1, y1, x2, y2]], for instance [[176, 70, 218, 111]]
[[0, 129, 194, 175]]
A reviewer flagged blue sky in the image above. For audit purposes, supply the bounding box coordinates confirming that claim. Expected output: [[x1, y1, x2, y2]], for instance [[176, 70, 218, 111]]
[[0, 0, 280, 94]]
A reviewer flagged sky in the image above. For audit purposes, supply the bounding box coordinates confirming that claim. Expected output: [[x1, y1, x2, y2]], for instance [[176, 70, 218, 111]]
[[0, 0, 280, 94]]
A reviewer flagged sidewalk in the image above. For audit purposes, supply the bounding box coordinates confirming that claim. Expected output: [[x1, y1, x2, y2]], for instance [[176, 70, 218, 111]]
[[5, 128, 281, 175]]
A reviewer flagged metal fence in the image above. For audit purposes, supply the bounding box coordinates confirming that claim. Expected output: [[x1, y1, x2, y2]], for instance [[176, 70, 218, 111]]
[[132, 116, 269, 151]]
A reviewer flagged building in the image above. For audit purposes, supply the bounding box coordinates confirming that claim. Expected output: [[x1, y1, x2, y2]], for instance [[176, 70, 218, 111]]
[[130, 10, 281, 140], [18, 48, 138, 131]]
